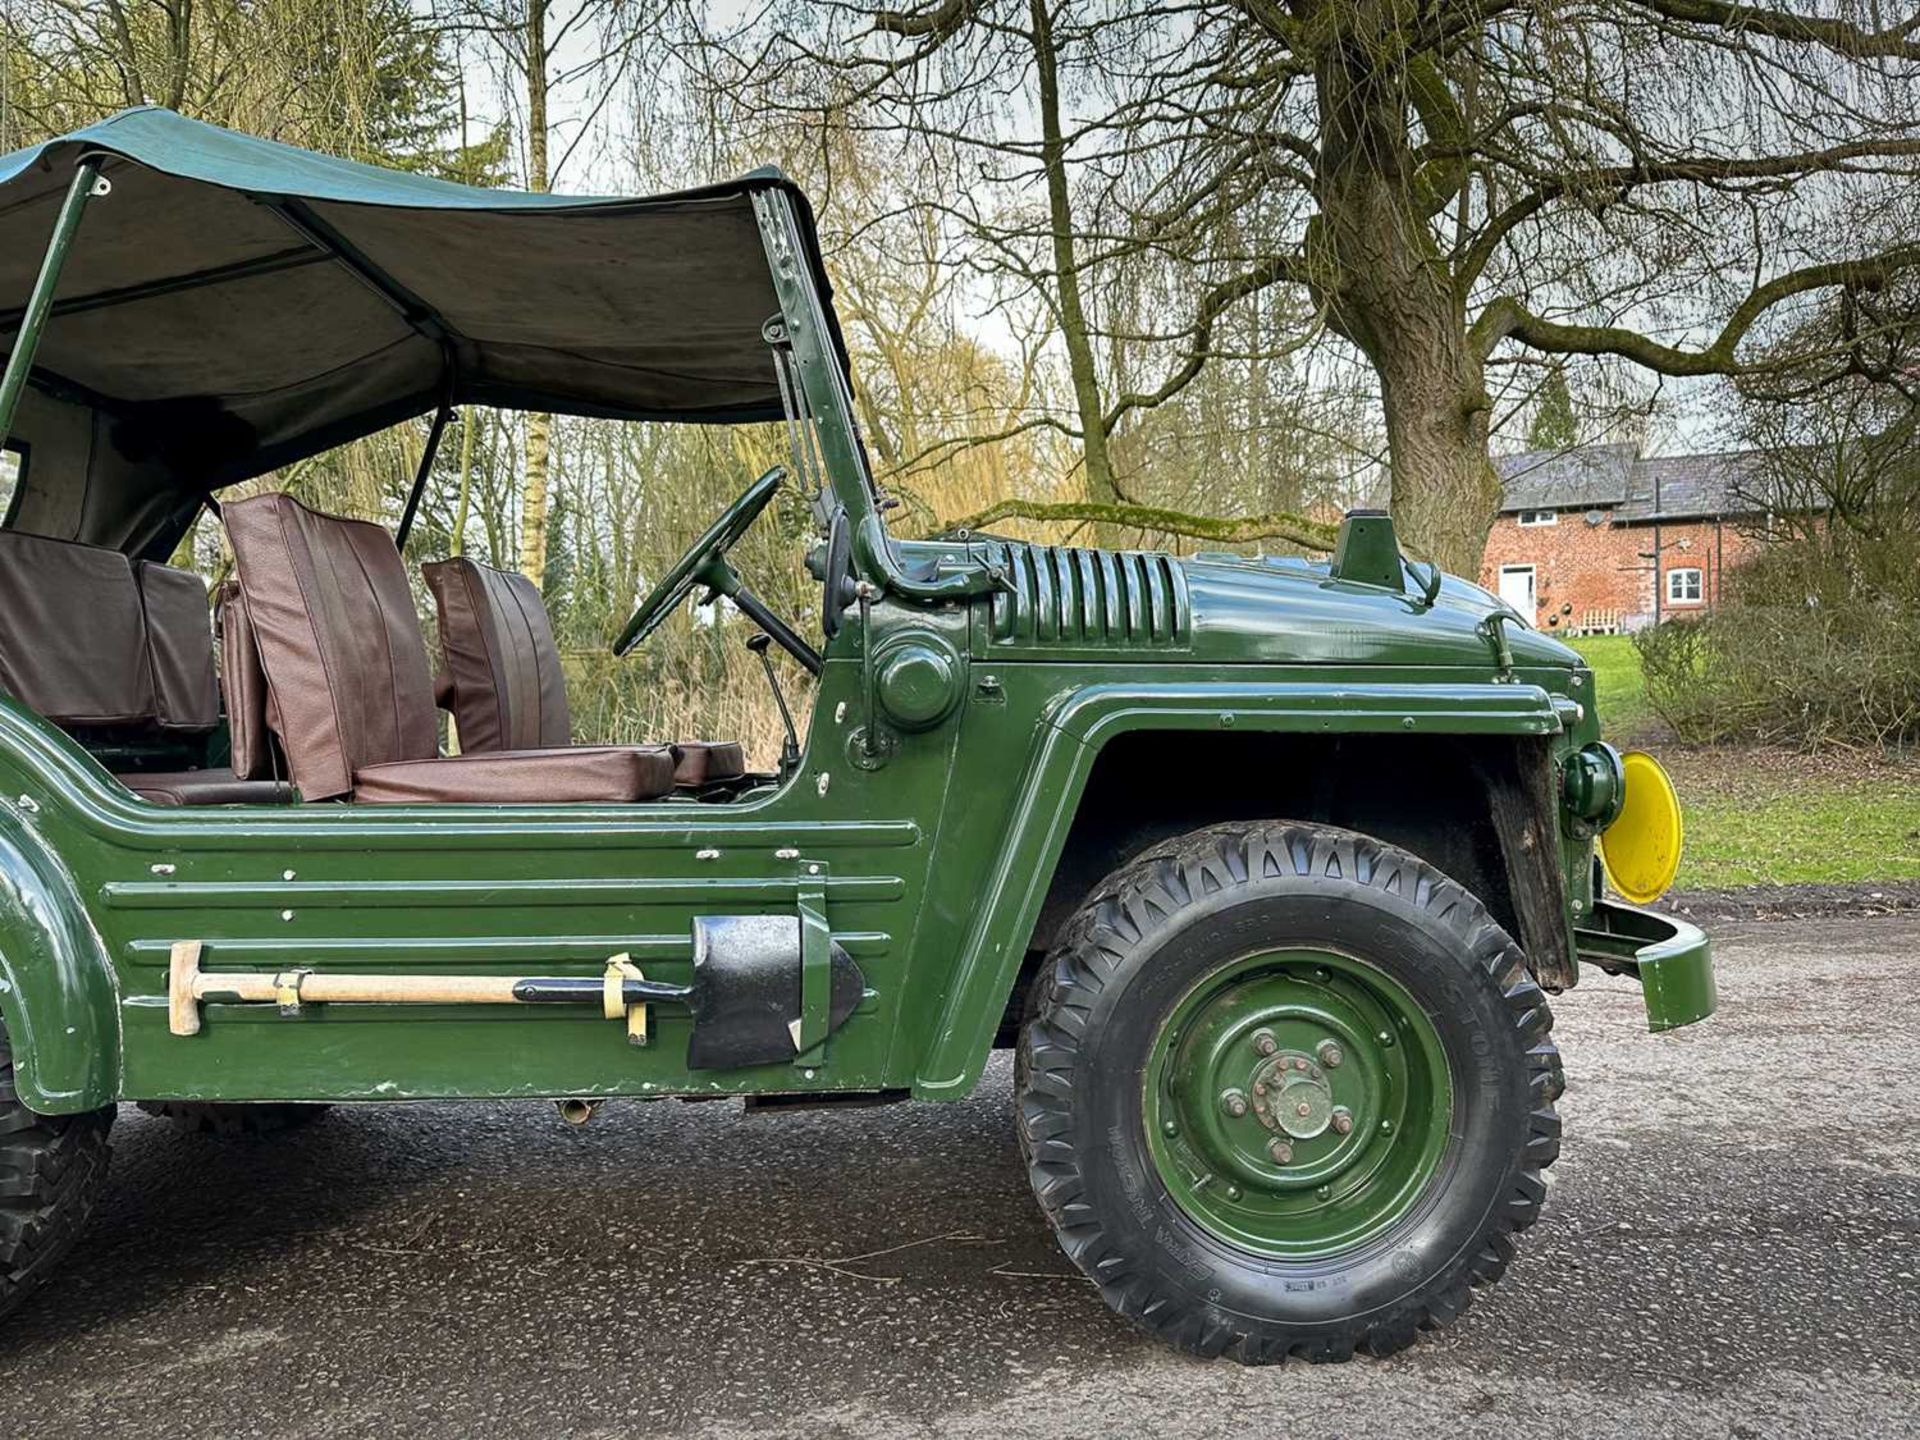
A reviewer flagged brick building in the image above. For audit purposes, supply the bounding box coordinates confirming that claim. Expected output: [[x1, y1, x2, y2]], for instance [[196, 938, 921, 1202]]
[[1478, 444, 1767, 634]]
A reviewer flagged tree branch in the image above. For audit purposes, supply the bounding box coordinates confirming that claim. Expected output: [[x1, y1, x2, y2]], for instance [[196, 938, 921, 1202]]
[[926, 498, 1340, 552], [1471, 245, 1920, 372], [1624, 0, 1920, 59], [1102, 253, 1312, 431], [1459, 138, 1920, 290]]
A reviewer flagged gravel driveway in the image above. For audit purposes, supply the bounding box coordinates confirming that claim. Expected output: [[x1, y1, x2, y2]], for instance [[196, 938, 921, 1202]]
[[0, 915, 1913, 1438]]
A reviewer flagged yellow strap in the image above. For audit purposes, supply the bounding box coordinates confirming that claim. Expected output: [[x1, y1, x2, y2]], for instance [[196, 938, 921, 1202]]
[[602, 953, 631, 1021], [603, 954, 649, 1047]]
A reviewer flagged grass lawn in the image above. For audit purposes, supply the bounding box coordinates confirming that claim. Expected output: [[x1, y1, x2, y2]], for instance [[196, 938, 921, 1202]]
[[1568, 635, 1920, 890]]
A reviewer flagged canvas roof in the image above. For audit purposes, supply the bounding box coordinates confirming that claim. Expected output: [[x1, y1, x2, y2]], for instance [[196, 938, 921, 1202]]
[[0, 108, 845, 554]]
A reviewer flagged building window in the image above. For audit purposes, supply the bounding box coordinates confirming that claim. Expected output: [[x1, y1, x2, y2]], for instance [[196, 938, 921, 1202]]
[[1517, 509, 1557, 527], [1666, 567, 1703, 605]]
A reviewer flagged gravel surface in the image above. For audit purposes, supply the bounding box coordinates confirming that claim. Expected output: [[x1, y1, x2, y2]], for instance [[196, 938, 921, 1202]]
[[1, 916, 1914, 1438], [1659, 880, 1920, 922]]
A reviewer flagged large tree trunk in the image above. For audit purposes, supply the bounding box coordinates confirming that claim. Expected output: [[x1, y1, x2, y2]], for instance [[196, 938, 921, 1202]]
[[1313, 33, 1500, 577], [1372, 333, 1500, 576], [1030, 0, 1118, 506], [519, 0, 555, 584]]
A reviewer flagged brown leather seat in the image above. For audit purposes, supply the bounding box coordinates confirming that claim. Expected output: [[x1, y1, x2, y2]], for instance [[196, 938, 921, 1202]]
[[353, 747, 673, 804], [670, 739, 748, 787], [214, 580, 282, 782], [223, 494, 676, 804], [122, 768, 293, 806], [0, 531, 217, 734], [422, 555, 745, 787]]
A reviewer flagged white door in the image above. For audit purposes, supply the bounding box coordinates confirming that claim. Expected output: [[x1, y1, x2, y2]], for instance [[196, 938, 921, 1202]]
[[1498, 565, 1536, 618]]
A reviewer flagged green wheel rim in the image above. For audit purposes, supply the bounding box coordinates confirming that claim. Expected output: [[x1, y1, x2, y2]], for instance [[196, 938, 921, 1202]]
[[1143, 948, 1453, 1259]]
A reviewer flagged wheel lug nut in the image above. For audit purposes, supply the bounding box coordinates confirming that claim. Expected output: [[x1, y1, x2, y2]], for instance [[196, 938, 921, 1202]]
[[1317, 1184, 1331, 1201], [1162, 1120, 1178, 1137], [1331, 1108, 1353, 1136], [1220, 1089, 1249, 1118], [1318, 1040, 1344, 1069], [1226, 1185, 1243, 1201], [1380, 1119, 1394, 1134], [1377, 1030, 1395, 1047], [1252, 1029, 1277, 1056], [1268, 1138, 1293, 1163]]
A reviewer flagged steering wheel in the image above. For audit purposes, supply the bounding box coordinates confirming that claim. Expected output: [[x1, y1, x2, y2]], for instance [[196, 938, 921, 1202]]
[[613, 466, 784, 658]]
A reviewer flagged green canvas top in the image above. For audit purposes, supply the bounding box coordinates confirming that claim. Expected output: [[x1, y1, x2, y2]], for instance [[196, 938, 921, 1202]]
[[0, 108, 846, 555]]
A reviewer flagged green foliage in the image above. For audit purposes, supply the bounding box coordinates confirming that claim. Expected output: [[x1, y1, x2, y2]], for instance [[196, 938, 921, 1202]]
[[1569, 641, 1920, 887], [1526, 365, 1577, 451], [1634, 531, 1920, 749], [1678, 767, 1920, 887]]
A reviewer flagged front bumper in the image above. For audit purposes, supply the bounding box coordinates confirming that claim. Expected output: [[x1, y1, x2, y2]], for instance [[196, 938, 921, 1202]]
[[1574, 900, 1717, 1033]]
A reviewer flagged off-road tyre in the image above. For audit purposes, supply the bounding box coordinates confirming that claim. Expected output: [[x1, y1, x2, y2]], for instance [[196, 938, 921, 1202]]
[[136, 1101, 332, 1137], [0, 1019, 113, 1321], [1015, 821, 1563, 1364]]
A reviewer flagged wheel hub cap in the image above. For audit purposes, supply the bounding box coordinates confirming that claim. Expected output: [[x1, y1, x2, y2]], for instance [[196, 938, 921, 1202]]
[[1251, 1052, 1334, 1140], [1145, 948, 1454, 1259]]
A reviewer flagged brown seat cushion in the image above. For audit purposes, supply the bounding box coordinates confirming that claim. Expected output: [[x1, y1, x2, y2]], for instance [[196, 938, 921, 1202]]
[[672, 740, 747, 786], [422, 556, 570, 751], [119, 768, 294, 806], [352, 746, 676, 804], [224, 493, 439, 800]]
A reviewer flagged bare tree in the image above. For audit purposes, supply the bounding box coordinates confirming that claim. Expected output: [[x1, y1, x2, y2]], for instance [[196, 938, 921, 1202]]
[[728, 0, 1920, 573]]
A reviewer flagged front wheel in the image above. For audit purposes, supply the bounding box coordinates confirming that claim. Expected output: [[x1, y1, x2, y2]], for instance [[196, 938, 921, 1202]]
[[1016, 821, 1563, 1364]]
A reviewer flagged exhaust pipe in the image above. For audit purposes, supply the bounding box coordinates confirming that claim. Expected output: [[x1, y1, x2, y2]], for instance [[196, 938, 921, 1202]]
[[556, 1098, 598, 1127]]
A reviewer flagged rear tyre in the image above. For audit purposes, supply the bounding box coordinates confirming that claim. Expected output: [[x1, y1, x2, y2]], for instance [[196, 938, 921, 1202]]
[[136, 1101, 332, 1137], [1016, 821, 1562, 1364], [0, 1018, 113, 1322]]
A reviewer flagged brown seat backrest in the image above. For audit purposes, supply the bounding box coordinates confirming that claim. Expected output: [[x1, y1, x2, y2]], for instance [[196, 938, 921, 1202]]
[[0, 530, 216, 734], [135, 561, 219, 733], [0, 531, 155, 726], [422, 556, 571, 752], [223, 493, 437, 800]]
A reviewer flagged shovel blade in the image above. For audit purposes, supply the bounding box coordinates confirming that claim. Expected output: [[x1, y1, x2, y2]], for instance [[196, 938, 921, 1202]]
[[686, 914, 864, 1070]]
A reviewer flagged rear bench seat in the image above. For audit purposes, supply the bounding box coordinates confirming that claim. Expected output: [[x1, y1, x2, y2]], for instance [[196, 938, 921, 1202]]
[[0, 530, 289, 805]]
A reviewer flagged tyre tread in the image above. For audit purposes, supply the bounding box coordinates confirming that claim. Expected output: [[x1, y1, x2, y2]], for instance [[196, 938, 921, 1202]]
[[1015, 821, 1563, 1365]]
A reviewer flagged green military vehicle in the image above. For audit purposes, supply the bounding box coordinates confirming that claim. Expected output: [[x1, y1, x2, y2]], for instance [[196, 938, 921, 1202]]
[[0, 109, 1714, 1363]]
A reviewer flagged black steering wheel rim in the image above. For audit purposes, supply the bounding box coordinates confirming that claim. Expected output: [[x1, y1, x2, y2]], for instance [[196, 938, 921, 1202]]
[[612, 466, 784, 658]]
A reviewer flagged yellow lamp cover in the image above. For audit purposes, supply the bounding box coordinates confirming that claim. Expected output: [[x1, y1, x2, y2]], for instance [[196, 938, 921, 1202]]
[[1599, 750, 1684, 905]]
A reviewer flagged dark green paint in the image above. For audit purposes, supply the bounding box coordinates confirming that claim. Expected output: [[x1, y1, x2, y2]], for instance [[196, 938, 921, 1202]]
[[1145, 949, 1451, 1258], [1575, 901, 1717, 1033], [1326, 511, 1406, 593]]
